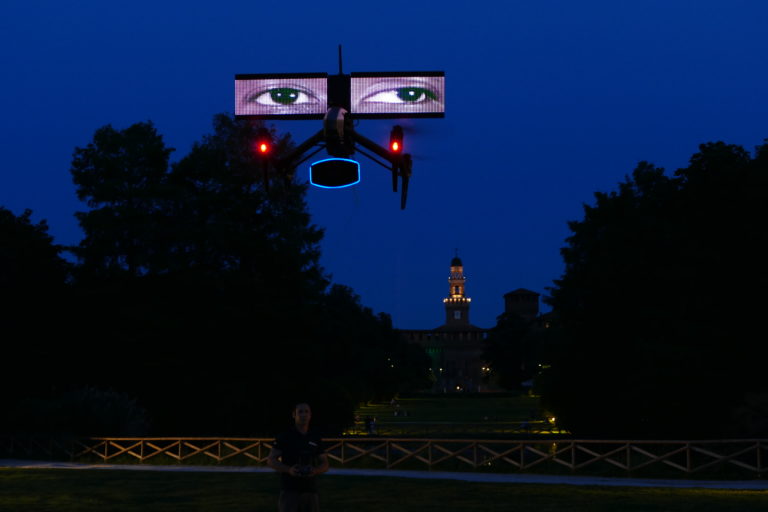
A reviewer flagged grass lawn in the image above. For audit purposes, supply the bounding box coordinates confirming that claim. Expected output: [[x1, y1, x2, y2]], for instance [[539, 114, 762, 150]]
[[356, 394, 542, 424], [2, 468, 766, 512]]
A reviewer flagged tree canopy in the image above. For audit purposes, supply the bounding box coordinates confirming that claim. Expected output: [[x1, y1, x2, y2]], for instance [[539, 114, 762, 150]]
[[482, 311, 562, 392], [542, 141, 768, 438], [0, 206, 69, 294], [70, 121, 174, 278], [1, 206, 70, 353], [2, 114, 430, 437]]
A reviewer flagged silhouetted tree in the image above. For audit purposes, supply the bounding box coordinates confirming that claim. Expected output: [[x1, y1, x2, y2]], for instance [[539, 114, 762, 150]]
[[483, 313, 539, 390], [62, 115, 427, 436], [166, 114, 326, 302], [0, 206, 69, 294], [71, 121, 174, 279], [0, 206, 69, 351], [542, 141, 768, 438], [482, 311, 565, 392], [313, 284, 431, 403], [66, 116, 327, 433], [0, 206, 73, 431]]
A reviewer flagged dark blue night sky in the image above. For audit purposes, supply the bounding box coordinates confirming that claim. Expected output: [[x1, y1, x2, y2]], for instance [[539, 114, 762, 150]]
[[2, 1, 767, 329]]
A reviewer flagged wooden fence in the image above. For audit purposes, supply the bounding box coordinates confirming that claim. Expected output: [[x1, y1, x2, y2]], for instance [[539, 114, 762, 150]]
[[2, 437, 766, 477], [345, 420, 566, 436]]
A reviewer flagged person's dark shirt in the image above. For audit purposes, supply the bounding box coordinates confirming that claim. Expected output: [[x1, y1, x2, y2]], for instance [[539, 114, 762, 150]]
[[273, 427, 325, 492]]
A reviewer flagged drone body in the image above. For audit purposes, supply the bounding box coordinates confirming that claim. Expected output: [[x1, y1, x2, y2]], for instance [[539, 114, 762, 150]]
[[234, 51, 444, 209]]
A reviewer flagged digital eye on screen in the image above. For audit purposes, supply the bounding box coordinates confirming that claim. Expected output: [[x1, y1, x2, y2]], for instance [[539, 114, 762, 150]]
[[363, 87, 437, 104], [234, 74, 328, 118], [350, 72, 444, 117], [251, 87, 316, 106]]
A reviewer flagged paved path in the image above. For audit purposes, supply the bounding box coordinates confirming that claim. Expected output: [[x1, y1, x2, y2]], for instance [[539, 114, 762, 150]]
[[2, 459, 766, 491]]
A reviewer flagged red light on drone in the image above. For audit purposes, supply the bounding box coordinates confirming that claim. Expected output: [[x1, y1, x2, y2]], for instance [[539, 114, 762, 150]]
[[389, 125, 404, 154], [255, 127, 272, 157]]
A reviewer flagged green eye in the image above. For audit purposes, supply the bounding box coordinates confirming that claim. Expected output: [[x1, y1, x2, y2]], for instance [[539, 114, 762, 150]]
[[252, 87, 313, 106], [396, 87, 437, 102], [362, 86, 439, 105], [269, 88, 301, 105]]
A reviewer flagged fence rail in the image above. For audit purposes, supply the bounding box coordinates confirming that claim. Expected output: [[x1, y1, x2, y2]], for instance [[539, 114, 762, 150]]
[[2, 437, 766, 477], [345, 420, 566, 436]]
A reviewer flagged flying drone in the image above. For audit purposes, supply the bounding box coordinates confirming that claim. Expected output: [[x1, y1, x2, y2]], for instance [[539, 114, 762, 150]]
[[234, 48, 445, 209]]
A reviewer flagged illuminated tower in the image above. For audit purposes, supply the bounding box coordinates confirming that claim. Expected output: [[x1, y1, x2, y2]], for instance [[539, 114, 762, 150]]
[[443, 253, 471, 326]]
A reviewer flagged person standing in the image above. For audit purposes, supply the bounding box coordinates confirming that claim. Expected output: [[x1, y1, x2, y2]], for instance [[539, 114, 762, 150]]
[[268, 403, 329, 512]]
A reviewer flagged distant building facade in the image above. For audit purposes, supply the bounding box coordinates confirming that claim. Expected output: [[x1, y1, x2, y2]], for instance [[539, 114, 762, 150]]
[[502, 288, 542, 323], [399, 255, 542, 393]]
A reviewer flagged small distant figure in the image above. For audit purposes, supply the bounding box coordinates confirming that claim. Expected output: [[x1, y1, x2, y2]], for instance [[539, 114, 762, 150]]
[[268, 403, 329, 512], [364, 416, 378, 435]]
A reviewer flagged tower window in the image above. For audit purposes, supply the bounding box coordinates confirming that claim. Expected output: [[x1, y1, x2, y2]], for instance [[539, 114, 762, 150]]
[[454, 310, 461, 320]]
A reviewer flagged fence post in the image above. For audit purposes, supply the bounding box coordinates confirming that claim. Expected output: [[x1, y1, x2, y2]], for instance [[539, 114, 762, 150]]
[[521, 441, 526, 470], [686, 442, 691, 474], [626, 443, 631, 475], [573, 442, 578, 472]]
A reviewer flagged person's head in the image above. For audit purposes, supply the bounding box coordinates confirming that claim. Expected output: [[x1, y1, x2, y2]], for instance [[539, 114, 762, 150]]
[[292, 403, 312, 427]]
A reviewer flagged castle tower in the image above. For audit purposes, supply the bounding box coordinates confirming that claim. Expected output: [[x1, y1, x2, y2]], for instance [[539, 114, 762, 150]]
[[443, 253, 471, 326], [503, 288, 540, 321]]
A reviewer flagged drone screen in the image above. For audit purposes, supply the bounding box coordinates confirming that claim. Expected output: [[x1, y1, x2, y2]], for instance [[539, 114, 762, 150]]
[[235, 72, 444, 119], [235, 73, 328, 119], [350, 72, 445, 118]]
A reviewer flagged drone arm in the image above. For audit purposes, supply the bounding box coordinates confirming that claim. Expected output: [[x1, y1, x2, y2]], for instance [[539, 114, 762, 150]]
[[351, 131, 400, 167], [351, 130, 405, 193], [276, 129, 325, 171]]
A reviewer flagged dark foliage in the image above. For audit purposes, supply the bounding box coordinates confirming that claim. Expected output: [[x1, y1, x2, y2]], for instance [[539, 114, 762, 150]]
[[482, 313, 563, 391], [0, 207, 70, 291], [0, 207, 71, 403], [4, 386, 150, 436], [543, 141, 768, 438], [70, 121, 175, 279], [2, 114, 430, 437]]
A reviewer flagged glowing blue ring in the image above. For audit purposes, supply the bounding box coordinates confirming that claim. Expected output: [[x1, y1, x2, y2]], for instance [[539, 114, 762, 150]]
[[309, 158, 361, 189]]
